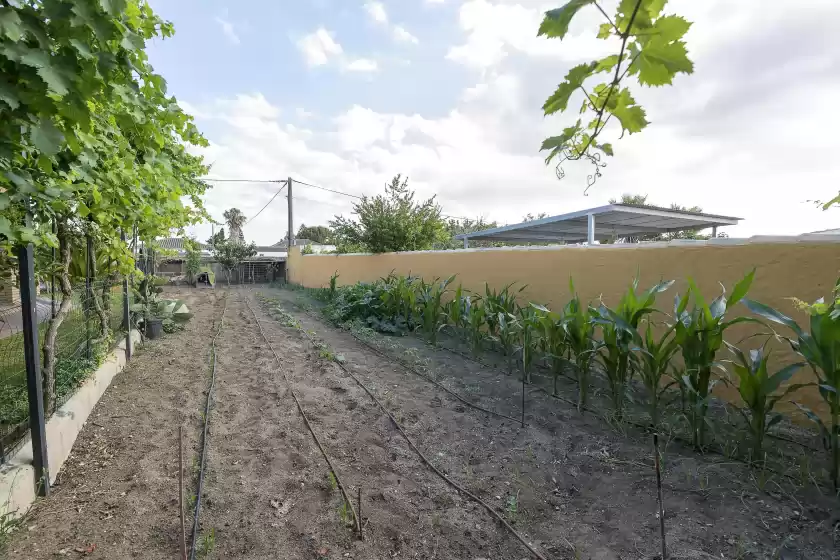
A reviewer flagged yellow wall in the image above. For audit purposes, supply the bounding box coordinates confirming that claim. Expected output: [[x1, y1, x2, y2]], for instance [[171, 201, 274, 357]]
[[288, 239, 840, 415]]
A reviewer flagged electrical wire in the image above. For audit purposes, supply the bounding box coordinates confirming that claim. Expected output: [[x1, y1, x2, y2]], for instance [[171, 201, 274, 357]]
[[245, 181, 288, 226], [203, 178, 286, 183]]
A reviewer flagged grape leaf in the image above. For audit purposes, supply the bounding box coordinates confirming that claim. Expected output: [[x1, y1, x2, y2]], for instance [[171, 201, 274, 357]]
[[543, 62, 596, 115], [636, 38, 693, 86], [541, 121, 581, 163], [595, 54, 620, 74], [30, 118, 65, 156], [652, 15, 691, 43], [0, 9, 23, 41], [597, 23, 612, 39], [539, 0, 594, 40], [0, 78, 19, 109], [611, 89, 648, 133], [600, 143, 614, 156]]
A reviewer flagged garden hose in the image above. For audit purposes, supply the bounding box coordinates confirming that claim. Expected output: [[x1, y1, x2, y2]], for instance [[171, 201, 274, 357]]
[[189, 292, 228, 560]]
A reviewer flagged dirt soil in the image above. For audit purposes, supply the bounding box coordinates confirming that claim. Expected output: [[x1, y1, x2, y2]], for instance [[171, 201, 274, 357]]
[[7, 286, 840, 560]]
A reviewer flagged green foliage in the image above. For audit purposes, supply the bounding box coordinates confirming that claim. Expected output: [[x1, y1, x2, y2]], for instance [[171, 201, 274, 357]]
[[297, 224, 334, 244], [637, 321, 679, 427], [301, 244, 314, 255], [745, 280, 840, 490], [223, 208, 246, 243], [595, 277, 673, 419], [162, 318, 184, 334], [531, 303, 567, 395], [538, 0, 694, 182], [674, 269, 757, 448], [330, 175, 447, 253], [725, 342, 805, 465], [211, 237, 257, 284], [416, 275, 455, 345], [184, 237, 202, 285], [561, 280, 600, 413], [197, 528, 215, 560]]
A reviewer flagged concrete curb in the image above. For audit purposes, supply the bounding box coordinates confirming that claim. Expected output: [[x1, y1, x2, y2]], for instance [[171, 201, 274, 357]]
[[0, 330, 142, 518]]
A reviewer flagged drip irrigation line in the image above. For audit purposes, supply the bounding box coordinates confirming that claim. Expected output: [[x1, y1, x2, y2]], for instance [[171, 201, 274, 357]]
[[189, 292, 229, 560], [268, 300, 548, 560], [243, 295, 362, 536], [277, 298, 529, 426]]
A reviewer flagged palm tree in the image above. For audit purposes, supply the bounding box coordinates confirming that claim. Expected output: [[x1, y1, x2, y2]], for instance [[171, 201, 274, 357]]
[[223, 208, 246, 243]]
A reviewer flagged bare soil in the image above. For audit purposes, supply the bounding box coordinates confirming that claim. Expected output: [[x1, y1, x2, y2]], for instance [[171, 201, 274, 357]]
[[6, 286, 839, 560]]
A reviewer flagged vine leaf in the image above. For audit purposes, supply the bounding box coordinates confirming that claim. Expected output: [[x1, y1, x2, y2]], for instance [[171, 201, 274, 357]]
[[543, 62, 596, 115], [611, 89, 648, 134], [541, 121, 582, 164], [30, 118, 65, 156], [651, 15, 691, 43], [0, 78, 19, 109], [0, 9, 23, 41], [634, 38, 693, 86], [538, 0, 595, 40]]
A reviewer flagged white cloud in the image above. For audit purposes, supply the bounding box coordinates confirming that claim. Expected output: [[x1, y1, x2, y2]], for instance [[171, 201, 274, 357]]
[[344, 58, 379, 73], [364, 2, 419, 46], [393, 25, 419, 45], [295, 27, 343, 66], [214, 16, 240, 45], [188, 0, 840, 245], [364, 1, 388, 24], [295, 107, 315, 119]]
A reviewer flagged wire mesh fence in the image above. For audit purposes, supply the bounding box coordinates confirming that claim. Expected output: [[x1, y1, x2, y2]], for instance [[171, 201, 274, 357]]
[[0, 280, 127, 463]]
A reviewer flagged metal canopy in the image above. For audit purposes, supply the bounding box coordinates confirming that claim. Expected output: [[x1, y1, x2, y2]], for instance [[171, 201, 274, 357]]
[[455, 204, 742, 246]]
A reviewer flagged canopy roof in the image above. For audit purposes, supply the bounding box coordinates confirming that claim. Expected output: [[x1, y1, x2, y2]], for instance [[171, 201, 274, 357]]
[[455, 204, 742, 244]]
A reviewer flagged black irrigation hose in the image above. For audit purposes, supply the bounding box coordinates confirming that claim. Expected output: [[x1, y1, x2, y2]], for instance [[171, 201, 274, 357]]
[[434, 339, 824, 488], [265, 300, 549, 560], [189, 292, 229, 560], [278, 299, 531, 426], [243, 295, 362, 536]]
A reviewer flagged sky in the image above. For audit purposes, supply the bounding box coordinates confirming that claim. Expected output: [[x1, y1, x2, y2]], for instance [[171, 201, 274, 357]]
[[144, 0, 840, 246]]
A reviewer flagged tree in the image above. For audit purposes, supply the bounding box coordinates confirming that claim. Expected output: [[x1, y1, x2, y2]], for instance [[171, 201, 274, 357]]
[[538, 1, 694, 189], [297, 224, 334, 244], [184, 237, 202, 286], [1, 0, 210, 412], [605, 193, 711, 242], [523, 213, 549, 222], [330, 175, 447, 253], [439, 217, 500, 250], [207, 228, 225, 248], [223, 208, 246, 243], [212, 238, 256, 285]]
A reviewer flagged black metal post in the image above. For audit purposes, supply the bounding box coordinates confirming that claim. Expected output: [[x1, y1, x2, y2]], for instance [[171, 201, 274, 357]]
[[85, 233, 92, 361], [17, 238, 50, 496], [50, 217, 56, 319], [121, 229, 132, 361]]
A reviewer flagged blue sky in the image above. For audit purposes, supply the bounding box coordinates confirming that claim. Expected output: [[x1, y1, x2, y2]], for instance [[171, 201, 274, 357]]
[[145, 0, 840, 246]]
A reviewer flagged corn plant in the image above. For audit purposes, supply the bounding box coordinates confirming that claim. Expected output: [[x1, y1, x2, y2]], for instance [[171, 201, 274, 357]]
[[445, 284, 469, 331], [595, 278, 674, 421], [509, 307, 539, 383], [637, 321, 680, 428], [328, 271, 340, 300], [724, 341, 805, 465], [464, 296, 487, 356], [561, 279, 600, 413], [379, 273, 418, 326], [531, 303, 567, 395], [674, 269, 757, 448], [495, 311, 519, 374], [483, 282, 524, 339], [745, 280, 840, 490], [416, 275, 456, 344]]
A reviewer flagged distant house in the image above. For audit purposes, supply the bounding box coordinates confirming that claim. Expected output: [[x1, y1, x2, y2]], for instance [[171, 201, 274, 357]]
[[271, 238, 336, 254]]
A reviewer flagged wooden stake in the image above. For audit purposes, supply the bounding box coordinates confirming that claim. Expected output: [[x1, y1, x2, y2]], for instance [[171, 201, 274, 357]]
[[357, 487, 363, 541], [179, 426, 187, 560]]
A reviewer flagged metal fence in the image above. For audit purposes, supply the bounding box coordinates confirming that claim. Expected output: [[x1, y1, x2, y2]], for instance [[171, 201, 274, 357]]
[[0, 280, 126, 463]]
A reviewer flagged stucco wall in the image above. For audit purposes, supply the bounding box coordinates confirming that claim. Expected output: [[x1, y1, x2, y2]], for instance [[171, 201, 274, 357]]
[[287, 237, 840, 415]]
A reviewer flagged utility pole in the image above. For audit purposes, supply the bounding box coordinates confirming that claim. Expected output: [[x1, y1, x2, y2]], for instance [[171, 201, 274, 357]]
[[286, 177, 293, 284], [287, 177, 294, 250]]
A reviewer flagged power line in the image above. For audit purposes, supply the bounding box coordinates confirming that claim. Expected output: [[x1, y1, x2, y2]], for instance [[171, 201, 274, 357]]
[[245, 180, 288, 226], [204, 178, 286, 183], [292, 178, 363, 199], [203, 176, 475, 223], [291, 178, 472, 221]]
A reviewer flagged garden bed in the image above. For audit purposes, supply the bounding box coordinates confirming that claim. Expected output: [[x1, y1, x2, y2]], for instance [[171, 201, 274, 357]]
[[5, 287, 838, 559]]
